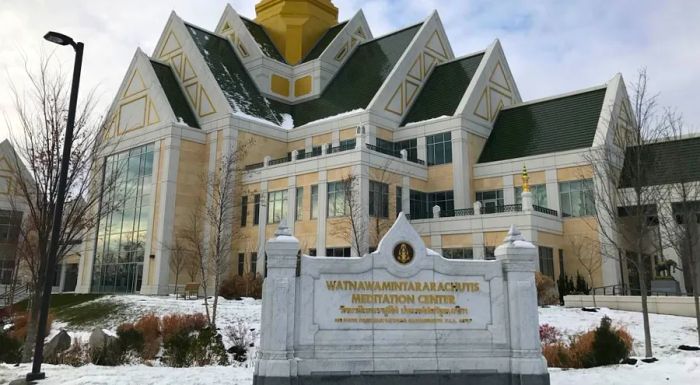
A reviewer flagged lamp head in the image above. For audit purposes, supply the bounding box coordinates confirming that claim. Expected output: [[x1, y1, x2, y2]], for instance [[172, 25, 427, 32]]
[[44, 31, 75, 46]]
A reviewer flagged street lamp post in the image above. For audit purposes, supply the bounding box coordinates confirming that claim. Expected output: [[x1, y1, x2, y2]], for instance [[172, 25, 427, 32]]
[[26, 31, 84, 382]]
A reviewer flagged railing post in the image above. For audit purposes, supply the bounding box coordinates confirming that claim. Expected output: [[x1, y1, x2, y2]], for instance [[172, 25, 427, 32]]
[[322, 144, 328, 156], [263, 155, 271, 168], [400, 149, 408, 161], [291, 150, 298, 162], [473, 201, 482, 215], [432, 205, 441, 218]]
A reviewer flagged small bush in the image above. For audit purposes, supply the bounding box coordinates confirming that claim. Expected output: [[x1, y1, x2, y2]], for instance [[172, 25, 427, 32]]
[[535, 273, 559, 306], [591, 316, 631, 365], [575, 272, 590, 295], [225, 321, 258, 362], [134, 314, 161, 360], [162, 326, 228, 367], [162, 313, 208, 343], [9, 311, 54, 342], [539, 324, 561, 345], [54, 338, 90, 367], [0, 328, 22, 364], [117, 322, 145, 357], [219, 273, 263, 300], [541, 316, 633, 368]]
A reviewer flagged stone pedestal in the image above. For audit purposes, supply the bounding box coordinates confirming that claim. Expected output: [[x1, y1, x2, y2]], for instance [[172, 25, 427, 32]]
[[650, 279, 681, 295]]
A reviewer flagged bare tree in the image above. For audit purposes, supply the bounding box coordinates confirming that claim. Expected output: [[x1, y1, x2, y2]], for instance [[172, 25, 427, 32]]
[[586, 69, 671, 358], [658, 113, 700, 344], [5, 52, 120, 361], [178, 139, 252, 327], [167, 238, 188, 297], [569, 235, 603, 308]]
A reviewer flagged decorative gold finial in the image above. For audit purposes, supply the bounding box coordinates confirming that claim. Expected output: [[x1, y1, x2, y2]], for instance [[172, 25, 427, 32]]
[[522, 165, 530, 193]]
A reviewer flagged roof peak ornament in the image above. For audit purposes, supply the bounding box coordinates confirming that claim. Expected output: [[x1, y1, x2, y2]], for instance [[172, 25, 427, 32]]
[[504, 225, 525, 244], [274, 218, 292, 237], [521, 165, 530, 193]]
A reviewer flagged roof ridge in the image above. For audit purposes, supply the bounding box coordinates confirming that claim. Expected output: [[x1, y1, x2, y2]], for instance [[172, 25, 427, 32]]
[[438, 50, 486, 66], [362, 21, 423, 45], [502, 84, 607, 111]]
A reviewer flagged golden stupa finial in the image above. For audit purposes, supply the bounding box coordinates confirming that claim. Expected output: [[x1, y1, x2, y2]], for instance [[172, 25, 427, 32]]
[[522, 165, 530, 193]]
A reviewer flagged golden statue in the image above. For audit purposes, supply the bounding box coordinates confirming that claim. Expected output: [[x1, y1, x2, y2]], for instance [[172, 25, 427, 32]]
[[522, 165, 530, 193]]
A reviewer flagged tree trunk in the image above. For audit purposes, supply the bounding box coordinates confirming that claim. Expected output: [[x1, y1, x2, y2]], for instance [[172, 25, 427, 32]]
[[637, 253, 654, 358], [174, 270, 180, 297], [694, 255, 700, 345], [21, 289, 41, 362]]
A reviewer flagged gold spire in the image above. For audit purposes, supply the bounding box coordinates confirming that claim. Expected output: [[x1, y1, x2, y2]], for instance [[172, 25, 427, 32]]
[[255, 0, 339, 64], [522, 165, 530, 193]]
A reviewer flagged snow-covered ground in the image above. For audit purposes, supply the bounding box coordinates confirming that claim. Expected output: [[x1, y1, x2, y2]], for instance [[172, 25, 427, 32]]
[[1, 297, 698, 385]]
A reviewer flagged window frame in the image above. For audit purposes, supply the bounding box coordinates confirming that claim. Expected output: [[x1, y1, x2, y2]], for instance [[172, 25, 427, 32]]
[[426, 132, 452, 166], [267, 190, 288, 224]]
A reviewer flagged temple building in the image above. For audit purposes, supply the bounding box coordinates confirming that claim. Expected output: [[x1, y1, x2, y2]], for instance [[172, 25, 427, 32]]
[[72, 0, 699, 295]]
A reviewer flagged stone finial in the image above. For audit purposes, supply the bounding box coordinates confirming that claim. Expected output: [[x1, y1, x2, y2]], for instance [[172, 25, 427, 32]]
[[275, 218, 292, 237], [473, 201, 482, 215], [400, 149, 408, 160], [264, 155, 272, 167], [521, 165, 530, 193], [432, 205, 441, 218], [291, 150, 298, 161], [503, 225, 525, 243]]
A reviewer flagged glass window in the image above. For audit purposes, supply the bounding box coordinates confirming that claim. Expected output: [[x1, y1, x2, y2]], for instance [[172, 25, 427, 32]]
[[311, 185, 318, 219], [559, 179, 595, 217], [538, 246, 555, 278], [254, 194, 261, 225], [91, 143, 154, 293], [240, 196, 248, 227], [237, 253, 245, 276], [515, 184, 548, 207], [410, 190, 428, 219], [426, 132, 452, 166], [396, 186, 403, 217], [443, 248, 473, 260], [476, 190, 504, 210], [327, 181, 350, 217], [396, 139, 418, 161], [369, 181, 389, 218], [339, 139, 356, 151], [429, 191, 454, 215], [295, 187, 304, 221], [251, 252, 257, 275], [267, 190, 288, 224], [326, 247, 352, 257]]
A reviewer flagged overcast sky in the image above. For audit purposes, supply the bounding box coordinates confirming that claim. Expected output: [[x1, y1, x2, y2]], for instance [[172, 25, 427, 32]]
[[1, 0, 698, 141]]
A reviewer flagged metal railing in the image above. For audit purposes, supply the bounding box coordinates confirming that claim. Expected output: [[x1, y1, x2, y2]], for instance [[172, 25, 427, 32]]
[[365, 143, 425, 165], [481, 204, 522, 214], [245, 162, 264, 171], [328, 145, 354, 154], [441, 208, 476, 217], [268, 156, 290, 166], [533, 205, 558, 217]]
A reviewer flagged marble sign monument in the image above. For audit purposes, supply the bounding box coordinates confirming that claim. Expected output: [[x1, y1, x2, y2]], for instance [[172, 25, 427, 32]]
[[254, 213, 549, 385]]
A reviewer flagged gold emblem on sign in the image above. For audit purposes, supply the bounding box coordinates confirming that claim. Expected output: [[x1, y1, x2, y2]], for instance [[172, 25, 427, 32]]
[[393, 242, 414, 265]]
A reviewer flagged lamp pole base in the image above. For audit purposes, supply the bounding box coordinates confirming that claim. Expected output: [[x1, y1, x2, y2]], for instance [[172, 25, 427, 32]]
[[25, 371, 46, 381]]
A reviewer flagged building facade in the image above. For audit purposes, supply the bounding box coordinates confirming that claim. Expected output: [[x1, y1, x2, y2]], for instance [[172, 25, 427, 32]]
[[73, 0, 695, 295]]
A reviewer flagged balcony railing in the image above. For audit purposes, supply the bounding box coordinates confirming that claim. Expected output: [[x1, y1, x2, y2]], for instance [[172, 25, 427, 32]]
[[441, 208, 475, 217], [481, 204, 522, 214], [365, 143, 425, 165], [245, 162, 264, 171], [268, 156, 291, 166], [533, 205, 558, 217], [328, 145, 354, 154]]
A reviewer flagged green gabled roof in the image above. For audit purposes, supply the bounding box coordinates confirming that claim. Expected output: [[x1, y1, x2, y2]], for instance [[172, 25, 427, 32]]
[[402, 53, 484, 126], [150, 60, 200, 128], [619, 136, 700, 188], [240, 17, 286, 63], [289, 23, 421, 126], [186, 24, 289, 126], [302, 21, 348, 63], [184, 22, 420, 128], [477, 88, 607, 163]]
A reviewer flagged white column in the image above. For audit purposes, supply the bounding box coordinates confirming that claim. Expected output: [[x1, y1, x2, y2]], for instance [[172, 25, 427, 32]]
[[545, 169, 560, 213], [257, 181, 269, 275], [256, 221, 299, 378], [451, 129, 471, 209], [417, 137, 427, 165], [496, 226, 548, 377], [331, 129, 340, 147], [472, 232, 485, 259], [402, 176, 411, 216], [316, 171, 328, 254], [352, 164, 370, 256], [503, 175, 515, 205], [287, 176, 297, 235], [147, 135, 180, 295]]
